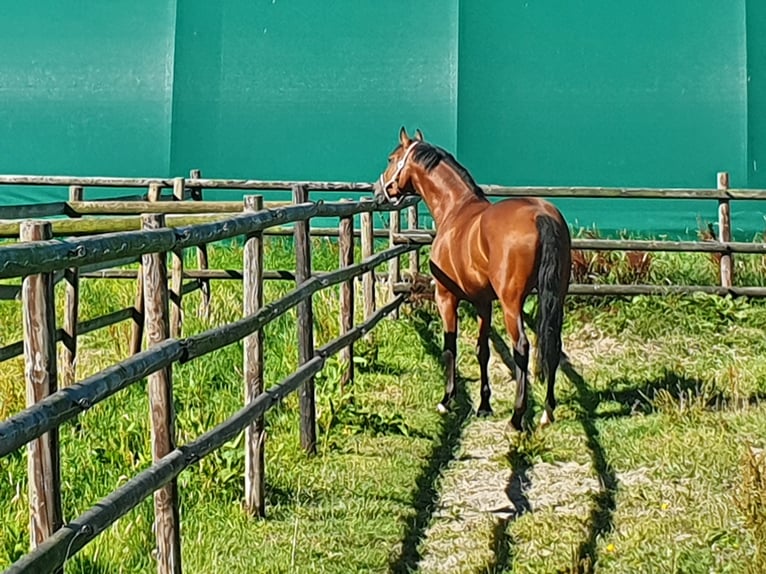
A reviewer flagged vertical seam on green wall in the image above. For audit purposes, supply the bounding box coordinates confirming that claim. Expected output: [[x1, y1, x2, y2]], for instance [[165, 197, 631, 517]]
[[743, 0, 750, 187], [454, 0, 461, 158], [167, 0, 180, 177]]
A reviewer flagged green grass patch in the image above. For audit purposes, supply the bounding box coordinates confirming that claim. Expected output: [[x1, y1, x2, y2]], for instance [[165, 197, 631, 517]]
[[1, 242, 766, 572]]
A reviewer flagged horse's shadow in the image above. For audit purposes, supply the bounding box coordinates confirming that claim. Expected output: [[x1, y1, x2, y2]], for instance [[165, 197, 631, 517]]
[[474, 301, 612, 573]]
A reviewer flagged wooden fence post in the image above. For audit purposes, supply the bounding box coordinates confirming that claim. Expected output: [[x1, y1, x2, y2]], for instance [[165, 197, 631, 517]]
[[361, 211, 375, 319], [62, 185, 83, 386], [339, 201, 355, 390], [408, 202, 420, 278], [243, 195, 265, 517], [170, 178, 184, 338], [131, 183, 162, 354], [717, 172, 733, 288], [190, 169, 212, 319], [388, 208, 401, 319], [293, 185, 317, 455], [142, 213, 182, 574], [21, 221, 63, 560]]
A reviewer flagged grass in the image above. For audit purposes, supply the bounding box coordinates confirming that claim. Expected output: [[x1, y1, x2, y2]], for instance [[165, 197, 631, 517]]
[[1, 238, 766, 572]]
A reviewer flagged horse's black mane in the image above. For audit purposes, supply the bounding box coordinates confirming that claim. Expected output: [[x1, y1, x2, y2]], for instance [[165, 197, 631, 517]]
[[410, 142, 486, 199]]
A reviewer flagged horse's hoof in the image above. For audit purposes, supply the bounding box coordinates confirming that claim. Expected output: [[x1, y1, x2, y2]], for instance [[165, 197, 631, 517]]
[[510, 413, 524, 432], [540, 409, 555, 428], [476, 407, 493, 418], [436, 403, 449, 415]]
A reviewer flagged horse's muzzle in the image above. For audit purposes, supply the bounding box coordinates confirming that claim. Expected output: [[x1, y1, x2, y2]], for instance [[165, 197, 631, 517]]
[[372, 177, 385, 199], [374, 175, 401, 205]]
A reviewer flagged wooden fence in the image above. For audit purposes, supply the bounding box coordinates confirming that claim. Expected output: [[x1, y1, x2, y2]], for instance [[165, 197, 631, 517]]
[[0, 190, 418, 574], [3, 170, 766, 298], [2, 170, 766, 571]]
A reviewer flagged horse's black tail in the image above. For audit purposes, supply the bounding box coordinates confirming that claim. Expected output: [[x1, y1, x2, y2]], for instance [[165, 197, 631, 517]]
[[535, 215, 570, 386]]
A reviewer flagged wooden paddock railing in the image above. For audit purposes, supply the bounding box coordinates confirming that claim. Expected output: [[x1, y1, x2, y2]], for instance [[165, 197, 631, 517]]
[[1, 170, 766, 571], [0, 191, 418, 574], [2, 171, 765, 295], [2, 170, 766, 382]]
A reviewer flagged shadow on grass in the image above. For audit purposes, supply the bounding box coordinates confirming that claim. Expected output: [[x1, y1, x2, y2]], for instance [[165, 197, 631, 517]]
[[592, 370, 766, 419], [560, 354, 617, 574], [67, 550, 151, 574], [389, 309, 473, 574], [475, 439, 535, 574], [479, 517, 514, 574], [559, 359, 766, 572]]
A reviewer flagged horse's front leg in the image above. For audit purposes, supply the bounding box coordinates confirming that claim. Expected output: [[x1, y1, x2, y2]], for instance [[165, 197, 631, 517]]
[[435, 287, 458, 414]]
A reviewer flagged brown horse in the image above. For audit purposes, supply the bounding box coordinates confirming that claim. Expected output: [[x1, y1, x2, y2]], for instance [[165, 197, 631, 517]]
[[374, 127, 571, 430]]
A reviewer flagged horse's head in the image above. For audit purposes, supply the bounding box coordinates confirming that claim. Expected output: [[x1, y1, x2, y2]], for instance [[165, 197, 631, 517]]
[[374, 126, 424, 205]]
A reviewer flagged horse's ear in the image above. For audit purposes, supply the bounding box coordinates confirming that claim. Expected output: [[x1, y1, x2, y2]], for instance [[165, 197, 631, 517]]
[[399, 126, 410, 146], [414, 129, 424, 142]]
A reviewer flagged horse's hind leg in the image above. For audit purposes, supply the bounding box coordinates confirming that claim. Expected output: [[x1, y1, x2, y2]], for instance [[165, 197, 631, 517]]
[[435, 286, 458, 414], [500, 297, 529, 431], [476, 304, 493, 417]]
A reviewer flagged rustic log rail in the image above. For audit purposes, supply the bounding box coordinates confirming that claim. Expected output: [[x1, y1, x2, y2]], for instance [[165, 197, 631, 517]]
[[0, 197, 415, 279], [0, 219, 392, 238], [1, 172, 763, 198], [0, 194, 416, 574], [393, 281, 766, 298]]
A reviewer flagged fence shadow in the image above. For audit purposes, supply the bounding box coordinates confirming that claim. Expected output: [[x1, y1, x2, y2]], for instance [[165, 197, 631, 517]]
[[559, 355, 617, 573], [390, 309, 473, 574], [478, 517, 513, 574], [475, 438, 535, 574], [592, 370, 766, 419]]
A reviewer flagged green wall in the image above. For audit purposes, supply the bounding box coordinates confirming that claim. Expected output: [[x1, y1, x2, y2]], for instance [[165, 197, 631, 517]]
[[1, 1, 764, 237], [170, 0, 458, 190], [458, 1, 754, 236], [0, 1, 177, 202]]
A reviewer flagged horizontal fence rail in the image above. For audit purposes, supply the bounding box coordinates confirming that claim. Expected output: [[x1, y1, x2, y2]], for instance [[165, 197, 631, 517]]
[[480, 185, 766, 200], [0, 220, 392, 239], [80, 269, 298, 281], [393, 282, 766, 298], [2, 174, 765, 198], [0, 197, 417, 279], [0, 175, 376, 190]]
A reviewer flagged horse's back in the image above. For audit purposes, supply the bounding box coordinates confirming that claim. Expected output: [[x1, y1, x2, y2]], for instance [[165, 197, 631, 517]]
[[480, 198, 569, 297], [430, 197, 569, 302]]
